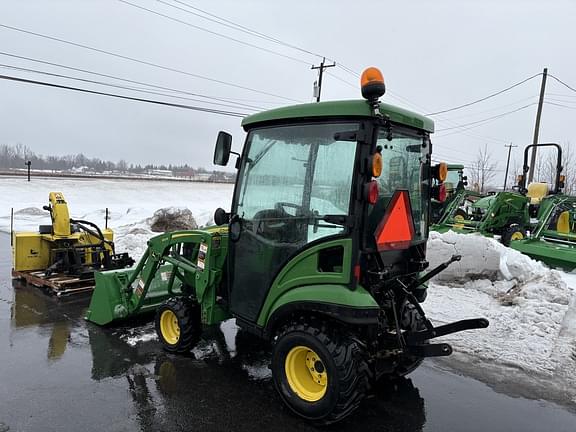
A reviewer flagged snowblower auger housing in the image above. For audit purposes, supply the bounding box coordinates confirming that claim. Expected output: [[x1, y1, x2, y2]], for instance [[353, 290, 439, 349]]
[[11, 192, 134, 296], [87, 67, 488, 424]]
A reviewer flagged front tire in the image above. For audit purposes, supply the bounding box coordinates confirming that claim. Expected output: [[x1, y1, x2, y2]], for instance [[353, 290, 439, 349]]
[[271, 321, 371, 424], [155, 297, 202, 353], [501, 224, 526, 246]]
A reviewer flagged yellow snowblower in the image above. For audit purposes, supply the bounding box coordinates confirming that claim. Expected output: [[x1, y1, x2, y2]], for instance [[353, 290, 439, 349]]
[[11, 192, 134, 296]]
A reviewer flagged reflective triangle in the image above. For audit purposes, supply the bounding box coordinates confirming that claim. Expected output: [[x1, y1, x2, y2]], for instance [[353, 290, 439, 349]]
[[375, 190, 415, 250]]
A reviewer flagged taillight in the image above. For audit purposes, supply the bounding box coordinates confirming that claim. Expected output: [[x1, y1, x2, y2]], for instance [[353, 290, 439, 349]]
[[432, 183, 447, 202], [365, 180, 379, 204]]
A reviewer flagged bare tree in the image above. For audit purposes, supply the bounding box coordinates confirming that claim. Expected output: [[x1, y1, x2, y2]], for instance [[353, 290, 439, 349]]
[[470, 144, 498, 193]]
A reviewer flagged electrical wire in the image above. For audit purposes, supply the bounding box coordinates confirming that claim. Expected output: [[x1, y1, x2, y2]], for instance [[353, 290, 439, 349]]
[[0, 23, 302, 103], [435, 103, 537, 132], [0, 51, 265, 110], [118, 0, 311, 66], [0, 73, 248, 117], [545, 101, 576, 110], [160, 0, 363, 79], [548, 74, 576, 93], [0, 63, 260, 112], [425, 73, 542, 116], [159, 0, 325, 60]]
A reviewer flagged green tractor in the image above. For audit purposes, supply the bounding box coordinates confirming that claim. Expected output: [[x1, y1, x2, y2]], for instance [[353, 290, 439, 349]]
[[510, 195, 576, 270], [86, 67, 488, 423], [430, 163, 467, 224], [433, 143, 565, 246]]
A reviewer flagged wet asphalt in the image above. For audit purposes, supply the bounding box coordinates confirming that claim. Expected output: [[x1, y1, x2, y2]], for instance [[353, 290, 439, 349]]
[[1, 232, 576, 432]]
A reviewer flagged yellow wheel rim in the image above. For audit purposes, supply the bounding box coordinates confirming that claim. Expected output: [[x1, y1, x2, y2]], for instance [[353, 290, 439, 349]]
[[285, 346, 328, 402], [511, 231, 524, 241], [454, 214, 465, 222], [160, 310, 180, 345]]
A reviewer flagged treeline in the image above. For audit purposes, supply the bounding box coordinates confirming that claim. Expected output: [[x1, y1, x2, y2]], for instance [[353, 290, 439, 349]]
[[0, 143, 224, 177]]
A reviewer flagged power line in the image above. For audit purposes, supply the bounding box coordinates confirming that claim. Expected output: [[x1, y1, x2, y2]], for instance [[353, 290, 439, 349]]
[[160, 0, 363, 79], [435, 103, 537, 132], [0, 23, 302, 103], [0, 62, 261, 112], [548, 74, 576, 93], [425, 73, 542, 116], [158, 0, 325, 60], [118, 0, 311, 66], [0, 51, 265, 110], [0, 73, 247, 117], [545, 100, 576, 110]]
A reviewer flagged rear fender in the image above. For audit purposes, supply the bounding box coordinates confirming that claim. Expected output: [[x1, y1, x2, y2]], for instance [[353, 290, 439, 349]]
[[260, 284, 379, 338]]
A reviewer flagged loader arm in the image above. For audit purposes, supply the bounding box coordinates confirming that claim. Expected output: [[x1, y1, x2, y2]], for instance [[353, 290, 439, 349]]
[[86, 229, 229, 326]]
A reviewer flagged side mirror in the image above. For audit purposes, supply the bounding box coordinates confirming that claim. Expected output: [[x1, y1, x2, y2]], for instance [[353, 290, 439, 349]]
[[214, 131, 232, 166], [214, 208, 230, 226]]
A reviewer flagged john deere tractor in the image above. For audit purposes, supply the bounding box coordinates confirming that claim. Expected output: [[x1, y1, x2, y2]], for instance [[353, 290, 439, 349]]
[[87, 67, 488, 423], [433, 143, 565, 246]]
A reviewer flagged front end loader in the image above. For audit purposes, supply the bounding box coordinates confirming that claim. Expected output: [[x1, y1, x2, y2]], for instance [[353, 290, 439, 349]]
[[510, 195, 576, 270], [87, 67, 488, 423]]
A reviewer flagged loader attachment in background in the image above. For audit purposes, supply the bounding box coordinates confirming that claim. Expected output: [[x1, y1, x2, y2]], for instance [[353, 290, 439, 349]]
[[510, 196, 576, 271], [85, 228, 230, 326]]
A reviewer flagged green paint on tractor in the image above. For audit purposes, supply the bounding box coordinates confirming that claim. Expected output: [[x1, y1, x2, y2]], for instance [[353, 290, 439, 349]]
[[86, 76, 488, 424]]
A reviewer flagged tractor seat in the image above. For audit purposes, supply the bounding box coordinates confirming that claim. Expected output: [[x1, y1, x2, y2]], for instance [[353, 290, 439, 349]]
[[526, 182, 549, 205], [557, 211, 570, 234]]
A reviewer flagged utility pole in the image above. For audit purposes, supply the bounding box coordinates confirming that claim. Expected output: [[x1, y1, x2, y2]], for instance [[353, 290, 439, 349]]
[[528, 67, 548, 183], [311, 57, 335, 102], [503, 143, 517, 191]]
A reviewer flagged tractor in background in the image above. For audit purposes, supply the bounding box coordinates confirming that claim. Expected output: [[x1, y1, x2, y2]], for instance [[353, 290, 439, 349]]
[[433, 143, 565, 246], [86, 67, 488, 423], [430, 163, 467, 224]]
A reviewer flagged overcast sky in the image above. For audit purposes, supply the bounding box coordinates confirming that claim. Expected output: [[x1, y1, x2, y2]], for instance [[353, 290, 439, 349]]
[[0, 0, 574, 183]]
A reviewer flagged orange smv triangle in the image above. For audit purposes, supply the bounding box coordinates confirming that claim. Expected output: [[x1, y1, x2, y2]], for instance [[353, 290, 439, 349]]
[[374, 190, 415, 251]]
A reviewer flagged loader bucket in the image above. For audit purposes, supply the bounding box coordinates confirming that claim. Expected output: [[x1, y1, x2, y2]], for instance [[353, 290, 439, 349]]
[[511, 237, 576, 271], [85, 264, 179, 326]]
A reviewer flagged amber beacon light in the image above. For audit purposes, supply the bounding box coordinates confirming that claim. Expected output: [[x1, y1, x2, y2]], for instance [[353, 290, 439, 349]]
[[361, 67, 386, 101]]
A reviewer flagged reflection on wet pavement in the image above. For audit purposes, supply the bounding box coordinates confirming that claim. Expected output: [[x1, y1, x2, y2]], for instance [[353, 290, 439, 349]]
[[1, 233, 576, 432]]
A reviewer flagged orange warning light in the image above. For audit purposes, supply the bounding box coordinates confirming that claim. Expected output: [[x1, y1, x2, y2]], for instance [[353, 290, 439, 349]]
[[374, 190, 415, 251]]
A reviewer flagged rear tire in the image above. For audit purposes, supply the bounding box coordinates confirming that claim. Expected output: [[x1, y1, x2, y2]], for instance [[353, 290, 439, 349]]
[[155, 297, 202, 353], [271, 320, 371, 424], [501, 225, 526, 246]]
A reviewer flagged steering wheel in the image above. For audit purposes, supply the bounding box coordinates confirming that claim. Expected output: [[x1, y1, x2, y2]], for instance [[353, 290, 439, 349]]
[[274, 201, 304, 217]]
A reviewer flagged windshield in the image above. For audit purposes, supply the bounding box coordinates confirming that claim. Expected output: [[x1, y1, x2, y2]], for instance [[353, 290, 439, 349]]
[[235, 122, 358, 244], [445, 168, 463, 193], [367, 127, 430, 245]]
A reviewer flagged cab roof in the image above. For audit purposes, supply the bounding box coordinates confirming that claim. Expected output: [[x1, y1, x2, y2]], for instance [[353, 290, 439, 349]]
[[241, 99, 434, 133]]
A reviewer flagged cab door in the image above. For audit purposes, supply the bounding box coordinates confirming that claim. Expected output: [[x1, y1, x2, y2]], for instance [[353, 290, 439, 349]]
[[228, 122, 359, 322]]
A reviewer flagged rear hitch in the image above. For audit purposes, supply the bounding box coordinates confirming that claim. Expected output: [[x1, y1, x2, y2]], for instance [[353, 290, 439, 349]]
[[401, 318, 489, 358], [406, 343, 453, 357], [405, 318, 489, 345]]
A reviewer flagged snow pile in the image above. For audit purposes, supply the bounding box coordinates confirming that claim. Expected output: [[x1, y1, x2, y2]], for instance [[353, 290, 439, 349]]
[[426, 231, 576, 386], [1, 176, 234, 259]]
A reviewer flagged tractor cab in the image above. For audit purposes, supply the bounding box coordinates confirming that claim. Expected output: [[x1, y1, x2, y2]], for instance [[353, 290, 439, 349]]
[[213, 76, 440, 323]]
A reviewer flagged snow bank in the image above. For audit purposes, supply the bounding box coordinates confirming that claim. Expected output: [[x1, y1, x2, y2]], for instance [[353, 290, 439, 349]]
[[426, 231, 576, 392], [1, 176, 234, 259]]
